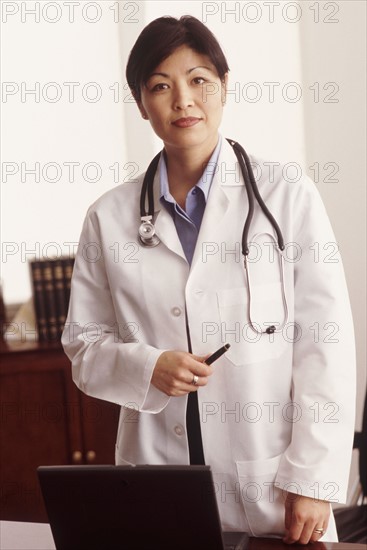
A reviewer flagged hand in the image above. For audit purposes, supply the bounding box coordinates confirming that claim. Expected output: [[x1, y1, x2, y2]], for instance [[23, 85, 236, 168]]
[[283, 491, 330, 545], [151, 350, 213, 396]]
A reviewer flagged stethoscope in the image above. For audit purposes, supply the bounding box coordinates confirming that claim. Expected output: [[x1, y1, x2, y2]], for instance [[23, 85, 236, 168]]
[[138, 138, 288, 335]]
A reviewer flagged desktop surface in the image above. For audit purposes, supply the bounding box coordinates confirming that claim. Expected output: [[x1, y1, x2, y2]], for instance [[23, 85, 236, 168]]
[[1, 522, 366, 550]]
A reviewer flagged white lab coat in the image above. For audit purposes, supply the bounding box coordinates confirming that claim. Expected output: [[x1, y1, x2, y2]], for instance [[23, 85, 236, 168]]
[[62, 138, 356, 539]]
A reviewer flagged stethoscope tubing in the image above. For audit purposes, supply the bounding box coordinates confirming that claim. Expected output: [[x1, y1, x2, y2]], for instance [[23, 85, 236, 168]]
[[244, 234, 289, 334], [227, 139, 285, 255], [140, 151, 161, 220], [138, 139, 289, 334]]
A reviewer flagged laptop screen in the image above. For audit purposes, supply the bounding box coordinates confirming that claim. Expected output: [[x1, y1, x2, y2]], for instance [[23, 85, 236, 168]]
[[38, 464, 247, 550]]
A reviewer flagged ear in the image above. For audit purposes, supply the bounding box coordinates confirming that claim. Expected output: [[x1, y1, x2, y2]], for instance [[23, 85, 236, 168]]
[[138, 105, 149, 120], [221, 73, 229, 105], [135, 95, 149, 120]]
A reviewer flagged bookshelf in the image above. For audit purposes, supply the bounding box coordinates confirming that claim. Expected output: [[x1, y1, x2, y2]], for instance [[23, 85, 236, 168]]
[[29, 257, 75, 342], [0, 341, 120, 522]]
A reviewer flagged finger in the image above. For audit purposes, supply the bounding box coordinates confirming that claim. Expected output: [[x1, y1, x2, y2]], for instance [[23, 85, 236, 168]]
[[310, 524, 326, 543], [186, 373, 210, 388], [284, 500, 292, 538], [283, 516, 305, 544], [164, 379, 201, 397], [298, 519, 318, 545], [191, 353, 211, 361], [167, 375, 208, 398], [189, 360, 214, 378], [163, 370, 208, 395], [191, 354, 214, 369]]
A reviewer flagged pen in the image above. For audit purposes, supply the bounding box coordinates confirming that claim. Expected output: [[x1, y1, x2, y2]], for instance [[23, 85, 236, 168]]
[[205, 343, 231, 365]]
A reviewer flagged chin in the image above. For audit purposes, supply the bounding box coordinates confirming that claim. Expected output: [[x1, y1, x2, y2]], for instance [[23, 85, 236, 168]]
[[165, 128, 217, 149]]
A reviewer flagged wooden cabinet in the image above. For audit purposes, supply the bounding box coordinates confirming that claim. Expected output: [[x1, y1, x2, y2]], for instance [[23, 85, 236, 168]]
[[0, 341, 120, 522]]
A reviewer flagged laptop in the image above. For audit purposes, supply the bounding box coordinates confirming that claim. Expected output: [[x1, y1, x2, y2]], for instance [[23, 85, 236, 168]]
[[37, 465, 249, 550]]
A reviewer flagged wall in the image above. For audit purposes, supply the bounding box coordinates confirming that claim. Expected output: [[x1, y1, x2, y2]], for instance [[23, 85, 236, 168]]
[[2, 1, 127, 303], [299, 0, 366, 501]]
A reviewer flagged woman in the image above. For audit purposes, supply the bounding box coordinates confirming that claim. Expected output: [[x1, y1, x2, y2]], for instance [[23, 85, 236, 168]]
[[62, 16, 356, 544]]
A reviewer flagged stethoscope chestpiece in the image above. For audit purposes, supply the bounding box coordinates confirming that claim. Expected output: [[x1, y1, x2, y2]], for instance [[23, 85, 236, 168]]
[[138, 219, 160, 247]]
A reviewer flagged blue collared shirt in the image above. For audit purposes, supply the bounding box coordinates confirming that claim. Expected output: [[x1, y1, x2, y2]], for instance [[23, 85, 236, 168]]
[[159, 135, 222, 265]]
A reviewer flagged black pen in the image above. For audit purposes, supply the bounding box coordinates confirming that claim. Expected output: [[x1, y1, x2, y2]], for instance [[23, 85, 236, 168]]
[[205, 343, 231, 365]]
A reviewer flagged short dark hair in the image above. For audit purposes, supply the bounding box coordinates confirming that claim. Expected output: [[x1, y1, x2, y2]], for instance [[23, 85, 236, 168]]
[[126, 15, 230, 103]]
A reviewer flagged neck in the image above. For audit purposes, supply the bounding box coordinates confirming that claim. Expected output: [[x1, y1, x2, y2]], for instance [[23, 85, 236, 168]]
[[164, 135, 219, 209]]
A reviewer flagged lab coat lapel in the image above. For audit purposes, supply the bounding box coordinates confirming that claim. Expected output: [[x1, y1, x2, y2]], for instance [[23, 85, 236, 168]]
[[191, 138, 244, 269], [152, 160, 187, 262], [150, 139, 244, 264]]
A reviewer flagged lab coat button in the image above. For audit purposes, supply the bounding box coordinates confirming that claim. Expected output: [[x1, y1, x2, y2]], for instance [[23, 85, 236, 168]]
[[174, 425, 184, 436], [171, 307, 182, 317]]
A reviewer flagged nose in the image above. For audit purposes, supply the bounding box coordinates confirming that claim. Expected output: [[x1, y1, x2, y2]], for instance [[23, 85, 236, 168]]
[[172, 83, 194, 110]]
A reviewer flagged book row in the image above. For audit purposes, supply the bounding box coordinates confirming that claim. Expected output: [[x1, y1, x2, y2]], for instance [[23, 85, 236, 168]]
[[30, 258, 75, 342]]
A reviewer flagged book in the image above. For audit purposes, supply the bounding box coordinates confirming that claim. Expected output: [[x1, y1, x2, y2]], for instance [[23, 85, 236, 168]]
[[62, 258, 74, 321], [29, 257, 75, 342], [30, 261, 49, 342], [52, 259, 67, 338], [42, 260, 59, 342]]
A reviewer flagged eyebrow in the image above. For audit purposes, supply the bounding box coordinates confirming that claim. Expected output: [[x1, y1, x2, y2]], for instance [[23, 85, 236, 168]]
[[147, 66, 214, 80]]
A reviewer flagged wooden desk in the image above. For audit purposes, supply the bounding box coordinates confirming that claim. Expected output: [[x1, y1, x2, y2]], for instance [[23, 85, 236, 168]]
[[0, 522, 365, 550], [249, 539, 366, 549]]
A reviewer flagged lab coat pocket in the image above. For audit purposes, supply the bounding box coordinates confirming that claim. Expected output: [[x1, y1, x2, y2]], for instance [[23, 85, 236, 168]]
[[216, 283, 289, 366], [236, 454, 285, 537]]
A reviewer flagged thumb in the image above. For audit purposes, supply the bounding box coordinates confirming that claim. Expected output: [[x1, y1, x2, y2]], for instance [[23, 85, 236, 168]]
[[191, 354, 211, 363]]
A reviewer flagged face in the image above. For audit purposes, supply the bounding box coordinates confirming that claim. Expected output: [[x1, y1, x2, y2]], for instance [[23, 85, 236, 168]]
[[138, 45, 227, 155]]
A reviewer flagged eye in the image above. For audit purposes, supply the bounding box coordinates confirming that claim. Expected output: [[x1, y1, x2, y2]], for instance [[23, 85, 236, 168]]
[[192, 77, 206, 85], [151, 83, 169, 92]]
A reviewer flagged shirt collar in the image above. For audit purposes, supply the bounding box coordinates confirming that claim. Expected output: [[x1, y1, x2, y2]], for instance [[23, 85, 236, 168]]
[[159, 134, 222, 204]]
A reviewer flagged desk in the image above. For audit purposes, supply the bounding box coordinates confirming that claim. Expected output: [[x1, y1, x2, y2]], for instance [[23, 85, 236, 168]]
[[249, 539, 366, 550], [0, 521, 365, 550]]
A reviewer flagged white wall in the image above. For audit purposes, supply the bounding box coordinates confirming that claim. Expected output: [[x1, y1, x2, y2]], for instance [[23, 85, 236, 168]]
[[2, 1, 127, 303], [300, 0, 366, 411], [299, 0, 367, 500]]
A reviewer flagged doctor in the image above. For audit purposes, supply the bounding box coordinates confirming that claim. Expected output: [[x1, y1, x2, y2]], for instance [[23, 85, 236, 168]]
[[62, 15, 356, 544]]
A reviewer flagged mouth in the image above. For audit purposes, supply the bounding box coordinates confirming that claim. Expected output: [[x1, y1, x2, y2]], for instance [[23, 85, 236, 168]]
[[172, 117, 202, 128]]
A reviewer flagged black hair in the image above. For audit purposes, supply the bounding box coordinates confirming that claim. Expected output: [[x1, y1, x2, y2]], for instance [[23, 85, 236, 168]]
[[126, 15, 229, 103]]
